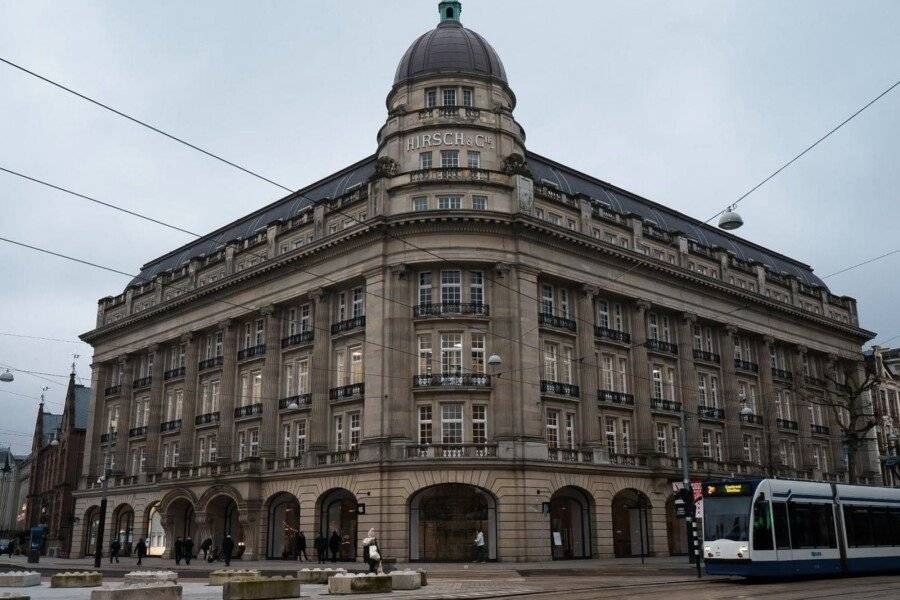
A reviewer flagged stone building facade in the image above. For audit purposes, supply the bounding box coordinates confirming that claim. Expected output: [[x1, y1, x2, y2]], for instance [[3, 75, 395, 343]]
[[73, 1, 878, 562], [870, 346, 900, 487]]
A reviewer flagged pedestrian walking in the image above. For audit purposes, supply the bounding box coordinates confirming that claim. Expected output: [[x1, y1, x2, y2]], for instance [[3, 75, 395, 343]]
[[328, 531, 341, 562], [200, 537, 212, 561], [222, 535, 235, 567], [474, 530, 486, 562], [173, 537, 184, 565], [314, 533, 326, 564], [184, 537, 194, 565], [109, 538, 121, 563], [362, 528, 382, 574], [295, 531, 309, 561], [135, 538, 147, 567]]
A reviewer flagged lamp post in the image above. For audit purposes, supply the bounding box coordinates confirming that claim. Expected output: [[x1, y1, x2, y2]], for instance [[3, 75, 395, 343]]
[[93, 467, 110, 568]]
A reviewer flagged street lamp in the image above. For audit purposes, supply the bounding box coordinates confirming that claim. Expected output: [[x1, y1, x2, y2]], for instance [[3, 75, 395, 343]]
[[0, 370, 13, 383], [93, 460, 110, 568], [718, 207, 744, 230]]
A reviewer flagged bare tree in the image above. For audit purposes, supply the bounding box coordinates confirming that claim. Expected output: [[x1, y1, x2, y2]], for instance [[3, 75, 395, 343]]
[[798, 358, 881, 484]]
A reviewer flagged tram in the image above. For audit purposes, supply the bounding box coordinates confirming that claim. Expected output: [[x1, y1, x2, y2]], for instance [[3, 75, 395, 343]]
[[701, 478, 900, 577]]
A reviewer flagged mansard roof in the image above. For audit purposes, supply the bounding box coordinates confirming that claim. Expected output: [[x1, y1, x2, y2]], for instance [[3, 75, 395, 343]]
[[128, 152, 827, 290]]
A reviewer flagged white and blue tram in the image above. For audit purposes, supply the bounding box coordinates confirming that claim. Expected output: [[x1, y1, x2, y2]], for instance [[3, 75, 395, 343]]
[[702, 478, 900, 577]]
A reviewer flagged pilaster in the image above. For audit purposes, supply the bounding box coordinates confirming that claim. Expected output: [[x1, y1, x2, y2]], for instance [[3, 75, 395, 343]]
[[756, 336, 777, 476], [145, 352, 164, 472], [178, 333, 200, 466], [631, 300, 654, 455], [677, 313, 701, 458], [308, 289, 331, 453], [260, 306, 281, 459], [576, 286, 600, 444], [791, 345, 815, 470], [83, 363, 105, 480], [113, 355, 135, 472], [720, 326, 743, 462], [217, 321, 238, 463]]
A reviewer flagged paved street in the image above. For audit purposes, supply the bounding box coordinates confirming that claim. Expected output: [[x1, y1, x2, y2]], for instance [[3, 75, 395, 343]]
[[0, 556, 897, 598]]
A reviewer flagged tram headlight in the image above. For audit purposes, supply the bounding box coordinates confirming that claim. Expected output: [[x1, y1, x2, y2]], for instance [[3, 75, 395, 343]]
[[737, 545, 748, 558]]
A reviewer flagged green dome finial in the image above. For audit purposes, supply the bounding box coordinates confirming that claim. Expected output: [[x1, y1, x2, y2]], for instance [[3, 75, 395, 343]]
[[439, 1, 462, 22]]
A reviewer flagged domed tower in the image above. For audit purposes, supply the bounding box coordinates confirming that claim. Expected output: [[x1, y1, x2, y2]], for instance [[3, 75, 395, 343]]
[[376, 1, 528, 199]]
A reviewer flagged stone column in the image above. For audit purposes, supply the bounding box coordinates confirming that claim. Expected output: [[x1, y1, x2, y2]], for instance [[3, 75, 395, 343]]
[[361, 268, 387, 460], [756, 336, 778, 476], [511, 267, 544, 446], [82, 363, 105, 480], [384, 265, 413, 445], [113, 355, 135, 472], [178, 333, 200, 466], [217, 320, 238, 463], [260, 306, 281, 459], [308, 289, 332, 455], [720, 326, 743, 462], [677, 314, 701, 457], [824, 353, 846, 478], [631, 300, 654, 455], [145, 351, 164, 473], [490, 263, 517, 443], [791, 345, 815, 471], [576, 286, 600, 445]]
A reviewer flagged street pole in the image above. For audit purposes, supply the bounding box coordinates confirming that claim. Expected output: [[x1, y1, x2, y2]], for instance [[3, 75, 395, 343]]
[[679, 409, 701, 578], [93, 471, 109, 568]]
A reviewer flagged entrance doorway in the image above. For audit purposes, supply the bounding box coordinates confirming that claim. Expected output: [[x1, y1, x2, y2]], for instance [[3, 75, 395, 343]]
[[83, 506, 100, 557], [409, 484, 497, 561], [611, 489, 652, 558], [318, 489, 358, 561], [113, 505, 135, 556], [208, 495, 241, 556], [549, 487, 593, 559], [267, 493, 301, 559], [146, 503, 166, 557], [665, 494, 687, 555]]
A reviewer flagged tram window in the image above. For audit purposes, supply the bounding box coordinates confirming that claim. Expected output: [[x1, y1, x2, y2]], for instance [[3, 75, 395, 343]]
[[844, 506, 874, 547], [752, 498, 774, 550], [772, 502, 790, 549], [893, 509, 900, 545], [789, 503, 836, 549], [872, 509, 893, 546]]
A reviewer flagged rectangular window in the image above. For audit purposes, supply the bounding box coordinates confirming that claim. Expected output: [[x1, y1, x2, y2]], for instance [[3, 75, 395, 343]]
[[714, 432, 723, 461], [618, 358, 628, 393], [255, 318, 265, 346], [425, 88, 437, 107], [284, 363, 295, 397], [349, 412, 361, 449], [297, 360, 309, 394], [565, 413, 576, 449], [544, 342, 559, 381], [251, 371, 262, 405], [472, 405, 487, 444], [462, 87, 474, 107], [295, 421, 306, 455], [561, 346, 574, 384], [249, 428, 259, 457], [648, 313, 659, 340], [287, 308, 298, 336], [419, 152, 432, 169], [559, 288, 570, 318], [282, 423, 292, 458], [541, 284, 554, 315], [621, 420, 631, 454], [238, 431, 246, 460], [441, 334, 462, 376], [438, 195, 462, 209], [351, 287, 364, 318], [334, 415, 344, 450], [710, 376, 719, 408], [412, 196, 428, 211], [418, 271, 432, 305], [702, 430, 712, 458], [605, 417, 617, 455], [671, 425, 681, 457], [418, 405, 433, 445], [472, 195, 487, 210], [471, 333, 485, 374], [442, 87, 456, 106], [441, 404, 463, 444], [790, 503, 836, 549], [441, 270, 462, 303], [440, 150, 459, 168], [651, 368, 663, 399], [350, 347, 363, 383], [597, 300, 610, 329], [469, 271, 484, 305], [335, 350, 346, 386], [656, 423, 668, 454], [210, 380, 220, 412], [418, 334, 433, 376], [546, 409, 560, 447], [602, 355, 614, 390], [742, 434, 752, 462], [467, 151, 481, 169], [698, 373, 708, 405]]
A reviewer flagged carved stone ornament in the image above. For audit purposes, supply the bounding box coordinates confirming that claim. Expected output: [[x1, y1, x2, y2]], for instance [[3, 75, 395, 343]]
[[370, 157, 399, 181], [514, 174, 534, 214], [503, 153, 532, 177]]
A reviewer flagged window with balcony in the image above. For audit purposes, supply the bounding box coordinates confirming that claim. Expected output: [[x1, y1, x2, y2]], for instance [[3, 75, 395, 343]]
[[544, 343, 559, 381], [546, 409, 560, 447], [469, 271, 484, 306], [596, 298, 625, 333], [162, 441, 179, 468], [441, 404, 463, 444], [106, 404, 119, 433], [164, 390, 183, 422], [440, 270, 461, 304], [351, 288, 364, 319], [656, 423, 668, 454], [417, 335, 433, 376], [441, 334, 463, 377], [418, 405, 433, 445], [471, 333, 485, 374], [647, 312, 672, 343], [472, 405, 487, 445], [334, 415, 344, 450], [440, 150, 459, 168]]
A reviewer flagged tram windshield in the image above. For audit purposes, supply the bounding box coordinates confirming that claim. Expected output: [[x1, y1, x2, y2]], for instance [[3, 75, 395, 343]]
[[704, 496, 752, 541]]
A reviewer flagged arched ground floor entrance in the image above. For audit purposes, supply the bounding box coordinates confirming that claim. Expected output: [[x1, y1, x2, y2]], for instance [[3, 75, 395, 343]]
[[409, 483, 497, 562], [318, 488, 358, 561], [208, 495, 242, 558], [112, 504, 135, 556], [611, 489, 653, 558], [145, 503, 166, 557], [266, 492, 300, 559], [82, 506, 101, 558], [549, 486, 594, 559]]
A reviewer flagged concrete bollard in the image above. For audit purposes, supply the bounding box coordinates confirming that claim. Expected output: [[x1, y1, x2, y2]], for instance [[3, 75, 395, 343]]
[[222, 576, 301, 600], [208, 569, 261, 586], [90, 584, 182, 600], [328, 573, 393, 595], [389, 570, 422, 590], [50, 571, 103, 588], [0, 571, 40, 587], [417, 569, 428, 586], [123, 571, 178, 586]]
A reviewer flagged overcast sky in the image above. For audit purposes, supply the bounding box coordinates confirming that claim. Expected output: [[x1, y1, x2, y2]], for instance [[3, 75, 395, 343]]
[[0, 1, 897, 453]]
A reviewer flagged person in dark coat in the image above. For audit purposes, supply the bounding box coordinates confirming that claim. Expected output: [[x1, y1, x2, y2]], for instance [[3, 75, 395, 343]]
[[295, 531, 309, 561], [221, 535, 235, 566], [109, 538, 121, 563], [200, 537, 212, 561], [314, 533, 326, 564], [328, 531, 341, 562], [135, 538, 147, 567], [173, 537, 184, 565], [184, 537, 194, 565]]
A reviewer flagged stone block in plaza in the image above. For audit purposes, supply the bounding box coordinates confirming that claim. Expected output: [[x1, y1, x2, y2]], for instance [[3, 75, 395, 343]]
[[50, 571, 103, 588], [328, 573, 392, 595], [208, 569, 261, 586], [222, 576, 301, 600], [0, 593, 30, 600], [90, 584, 182, 600], [0, 571, 40, 587], [296, 567, 346, 584], [123, 571, 178, 586], [417, 569, 428, 586], [389, 570, 421, 590]]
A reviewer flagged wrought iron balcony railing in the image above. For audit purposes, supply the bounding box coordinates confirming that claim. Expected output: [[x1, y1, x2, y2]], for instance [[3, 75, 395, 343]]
[[331, 316, 365, 335], [195, 412, 220, 426], [128, 426, 147, 438], [740, 413, 764, 425], [540, 380, 580, 397], [104, 385, 121, 397], [160, 419, 182, 432], [405, 444, 498, 459], [646, 339, 678, 354], [198, 356, 224, 370], [734, 359, 759, 373], [281, 331, 314, 349], [412, 374, 491, 388], [771, 367, 793, 381], [777, 418, 799, 431], [237, 344, 266, 361], [234, 403, 263, 418], [413, 303, 489, 318], [279, 394, 313, 410], [693, 349, 721, 364], [539, 312, 577, 332], [132, 376, 153, 389], [330, 382, 364, 400], [698, 405, 725, 420], [597, 389, 635, 406], [594, 326, 630, 344], [651, 398, 682, 413], [164, 367, 186, 381], [811, 424, 831, 435], [100, 431, 118, 444]]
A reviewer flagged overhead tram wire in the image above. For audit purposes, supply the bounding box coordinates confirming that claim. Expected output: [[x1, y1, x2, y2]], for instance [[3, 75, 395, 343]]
[[0, 236, 881, 416], [0, 332, 89, 345], [705, 78, 900, 224]]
